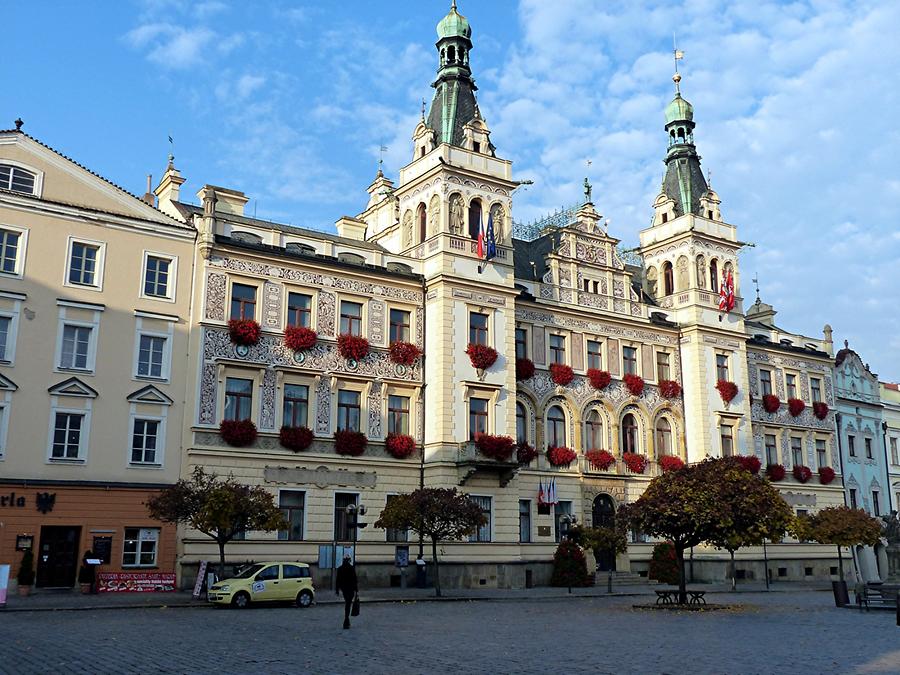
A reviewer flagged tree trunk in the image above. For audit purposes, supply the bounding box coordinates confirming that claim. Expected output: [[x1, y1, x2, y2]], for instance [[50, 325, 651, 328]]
[[730, 549, 736, 592], [218, 539, 228, 580], [676, 545, 687, 604], [431, 537, 441, 598], [837, 545, 844, 580]]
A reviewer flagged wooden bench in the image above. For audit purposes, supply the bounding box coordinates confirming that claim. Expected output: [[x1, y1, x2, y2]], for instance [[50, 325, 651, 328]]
[[655, 589, 706, 606]]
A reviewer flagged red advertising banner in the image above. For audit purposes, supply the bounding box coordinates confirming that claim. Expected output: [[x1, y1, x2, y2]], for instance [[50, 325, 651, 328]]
[[98, 572, 176, 593]]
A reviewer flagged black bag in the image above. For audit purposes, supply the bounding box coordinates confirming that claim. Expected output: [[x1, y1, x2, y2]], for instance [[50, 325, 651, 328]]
[[351, 594, 360, 617]]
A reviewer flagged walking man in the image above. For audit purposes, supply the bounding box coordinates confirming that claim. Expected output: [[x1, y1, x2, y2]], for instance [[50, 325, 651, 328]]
[[336, 554, 358, 629]]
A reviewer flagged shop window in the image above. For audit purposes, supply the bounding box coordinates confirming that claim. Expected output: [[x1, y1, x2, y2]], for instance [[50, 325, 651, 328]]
[[123, 528, 159, 567], [278, 491, 305, 541], [230, 283, 256, 321], [468, 496, 492, 542]]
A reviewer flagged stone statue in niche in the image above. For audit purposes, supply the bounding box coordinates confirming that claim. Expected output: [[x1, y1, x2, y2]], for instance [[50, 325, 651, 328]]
[[490, 203, 505, 243], [449, 194, 464, 235], [646, 267, 658, 296], [676, 256, 689, 291], [696, 256, 706, 289], [402, 211, 413, 248], [428, 196, 441, 237]]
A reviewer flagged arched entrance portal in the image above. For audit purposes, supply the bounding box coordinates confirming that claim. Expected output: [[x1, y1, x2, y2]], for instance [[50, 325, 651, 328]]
[[592, 494, 617, 572]]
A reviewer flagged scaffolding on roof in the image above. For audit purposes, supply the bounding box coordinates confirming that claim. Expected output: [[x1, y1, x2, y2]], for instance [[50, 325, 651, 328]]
[[511, 204, 579, 241]]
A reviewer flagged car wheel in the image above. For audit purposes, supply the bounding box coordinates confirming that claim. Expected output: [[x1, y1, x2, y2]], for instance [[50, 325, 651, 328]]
[[296, 590, 313, 608], [232, 592, 250, 609]]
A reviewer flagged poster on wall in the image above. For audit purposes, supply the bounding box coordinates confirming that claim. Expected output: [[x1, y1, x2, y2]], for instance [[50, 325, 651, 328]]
[[98, 572, 176, 593], [0, 564, 9, 608]]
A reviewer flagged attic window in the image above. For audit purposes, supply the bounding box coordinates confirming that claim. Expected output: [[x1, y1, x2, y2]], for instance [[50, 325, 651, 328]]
[[286, 242, 316, 256], [231, 231, 263, 245], [337, 252, 366, 266], [0, 164, 36, 195], [387, 262, 413, 274], [473, 141, 481, 153], [661, 212, 668, 223]]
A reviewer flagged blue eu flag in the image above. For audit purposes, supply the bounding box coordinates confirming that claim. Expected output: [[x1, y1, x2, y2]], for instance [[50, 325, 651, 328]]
[[485, 213, 497, 260]]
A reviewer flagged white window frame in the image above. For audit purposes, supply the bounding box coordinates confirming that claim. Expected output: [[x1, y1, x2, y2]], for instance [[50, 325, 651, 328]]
[[0, 160, 44, 197], [122, 527, 159, 568], [139, 251, 178, 303], [46, 400, 92, 463], [0, 292, 23, 364], [133, 316, 174, 382], [0, 223, 29, 279], [64, 236, 107, 291], [0, 392, 12, 460], [56, 322, 97, 373], [127, 411, 166, 468]]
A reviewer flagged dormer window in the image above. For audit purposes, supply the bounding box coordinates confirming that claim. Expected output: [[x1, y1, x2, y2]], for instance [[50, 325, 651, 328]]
[[231, 231, 263, 245], [0, 164, 36, 195], [337, 252, 366, 266], [286, 242, 316, 256]]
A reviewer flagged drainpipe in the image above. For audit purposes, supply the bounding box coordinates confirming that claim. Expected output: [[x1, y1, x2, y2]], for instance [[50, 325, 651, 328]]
[[418, 275, 427, 558], [835, 412, 848, 507], [882, 421, 892, 514]]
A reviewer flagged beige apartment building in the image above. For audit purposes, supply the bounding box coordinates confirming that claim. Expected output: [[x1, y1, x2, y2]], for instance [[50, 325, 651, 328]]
[[0, 125, 195, 589]]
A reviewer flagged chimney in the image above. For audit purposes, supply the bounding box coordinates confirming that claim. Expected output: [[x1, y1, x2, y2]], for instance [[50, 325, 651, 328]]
[[335, 216, 367, 241], [196, 185, 249, 216], [141, 174, 156, 207]]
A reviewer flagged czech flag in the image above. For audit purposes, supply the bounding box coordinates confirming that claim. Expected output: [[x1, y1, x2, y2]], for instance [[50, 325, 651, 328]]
[[718, 270, 735, 313], [476, 210, 485, 259]]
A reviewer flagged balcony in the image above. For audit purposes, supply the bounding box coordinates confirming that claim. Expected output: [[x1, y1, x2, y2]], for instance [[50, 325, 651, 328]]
[[457, 442, 519, 487], [579, 455, 662, 478]]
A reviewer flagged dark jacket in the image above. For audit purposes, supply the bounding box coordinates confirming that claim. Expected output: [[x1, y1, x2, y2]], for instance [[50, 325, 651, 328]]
[[336, 561, 357, 595]]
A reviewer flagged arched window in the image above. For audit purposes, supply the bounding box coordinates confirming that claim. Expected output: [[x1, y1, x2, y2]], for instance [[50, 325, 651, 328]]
[[0, 163, 37, 195], [585, 410, 603, 451], [663, 262, 674, 295], [417, 203, 427, 244], [468, 198, 482, 240], [547, 405, 566, 448], [447, 45, 456, 63], [621, 413, 639, 453], [710, 259, 719, 292], [516, 403, 527, 443], [656, 418, 672, 456]]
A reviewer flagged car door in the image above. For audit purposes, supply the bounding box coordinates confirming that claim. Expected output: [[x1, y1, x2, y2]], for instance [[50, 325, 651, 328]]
[[251, 564, 282, 601], [281, 564, 309, 600]]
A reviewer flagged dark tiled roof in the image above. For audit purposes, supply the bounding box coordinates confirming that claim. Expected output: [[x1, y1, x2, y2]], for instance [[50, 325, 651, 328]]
[[746, 334, 829, 359], [427, 80, 479, 148], [176, 203, 388, 252], [512, 233, 559, 282]]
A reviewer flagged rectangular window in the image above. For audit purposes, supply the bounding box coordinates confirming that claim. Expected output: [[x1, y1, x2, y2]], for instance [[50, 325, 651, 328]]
[[873, 492, 881, 517], [334, 492, 358, 541], [786, 374, 797, 400], [51, 412, 84, 459], [68, 241, 100, 286], [389, 309, 411, 343], [278, 491, 305, 541], [716, 354, 729, 382], [554, 501, 573, 543], [865, 437, 873, 459], [468, 496, 491, 542], [337, 390, 361, 431], [720, 424, 734, 457], [339, 300, 363, 336], [282, 384, 309, 428], [519, 499, 532, 543], [143, 255, 172, 298], [224, 377, 253, 421], [123, 528, 158, 567], [891, 438, 898, 465], [469, 312, 488, 346], [385, 495, 408, 542], [230, 283, 256, 320], [816, 439, 827, 469], [623, 346, 638, 375], [130, 418, 160, 464], [549, 334, 566, 365], [810, 378, 822, 403], [387, 395, 410, 436], [587, 340, 603, 370], [287, 292, 312, 328], [515, 328, 528, 360], [137, 335, 166, 379], [791, 437, 803, 466], [0, 228, 21, 275], [469, 397, 489, 440], [848, 435, 856, 457], [765, 434, 778, 466], [0, 316, 9, 361], [656, 351, 671, 381], [849, 489, 858, 510], [760, 369, 773, 396], [60, 325, 91, 370]]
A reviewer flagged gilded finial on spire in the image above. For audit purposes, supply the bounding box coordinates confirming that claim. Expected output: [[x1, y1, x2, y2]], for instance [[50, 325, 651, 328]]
[[752, 273, 760, 303], [673, 37, 684, 94], [451, 0, 457, 10]]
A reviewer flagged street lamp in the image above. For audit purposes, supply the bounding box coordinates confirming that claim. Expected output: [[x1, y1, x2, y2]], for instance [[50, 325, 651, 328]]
[[346, 503, 368, 560]]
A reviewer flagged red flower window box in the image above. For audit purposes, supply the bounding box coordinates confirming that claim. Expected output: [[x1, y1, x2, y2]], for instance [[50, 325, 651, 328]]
[[547, 446, 577, 467], [736, 455, 762, 475], [385, 433, 416, 459], [659, 455, 685, 472], [819, 466, 836, 485], [762, 394, 781, 413], [338, 334, 370, 361], [623, 452, 648, 474], [587, 369, 611, 390], [228, 319, 261, 346], [334, 429, 367, 456], [766, 463, 786, 481], [585, 449, 615, 471], [659, 380, 682, 399], [219, 419, 258, 447], [475, 434, 515, 462], [516, 441, 538, 465], [623, 374, 645, 397], [550, 363, 574, 386], [792, 465, 812, 483], [716, 380, 738, 404], [788, 398, 805, 417], [284, 326, 317, 352], [466, 343, 498, 371], [389, 341, 422, 366], [279, 425, 313, 452], [516, 358, 535, 381], [813, 401, 829, 420]]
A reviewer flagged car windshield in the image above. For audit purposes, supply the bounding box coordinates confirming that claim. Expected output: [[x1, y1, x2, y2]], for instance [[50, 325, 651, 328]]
[[233, 564, 265, 579]]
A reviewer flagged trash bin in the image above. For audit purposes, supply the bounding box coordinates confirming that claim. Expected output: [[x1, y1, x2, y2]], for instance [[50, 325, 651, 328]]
[[832, 580, 849, 607]]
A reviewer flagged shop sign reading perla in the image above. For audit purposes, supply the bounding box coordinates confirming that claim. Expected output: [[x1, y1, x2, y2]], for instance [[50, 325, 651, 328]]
[[0, 492, 57, 513]]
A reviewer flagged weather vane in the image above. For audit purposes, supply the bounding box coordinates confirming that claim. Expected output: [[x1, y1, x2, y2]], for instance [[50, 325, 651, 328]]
[[752, 273, 760, 302], [673, 36, 684, 93], [378, 144, 388, 172]]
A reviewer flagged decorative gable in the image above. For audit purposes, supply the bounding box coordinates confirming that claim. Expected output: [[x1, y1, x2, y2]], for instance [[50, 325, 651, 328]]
[[48, 376, 98, 398], [0, 373, 18, 391], [127, 384, 173, 406]]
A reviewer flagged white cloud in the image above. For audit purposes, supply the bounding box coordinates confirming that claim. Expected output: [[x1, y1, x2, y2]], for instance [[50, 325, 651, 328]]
[[124, 22, 215, 68]]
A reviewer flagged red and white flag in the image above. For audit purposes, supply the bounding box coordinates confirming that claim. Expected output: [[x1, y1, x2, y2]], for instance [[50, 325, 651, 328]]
[[476, 212, 485, 259], [538, 479, 546, 506], [718, 270, 735, 313]]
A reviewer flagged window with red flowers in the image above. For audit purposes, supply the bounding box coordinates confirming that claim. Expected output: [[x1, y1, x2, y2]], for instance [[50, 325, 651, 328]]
[[287, 292, 312, 328], [230, 283, 256, 321], [389, 308, 411, 343], [546, 405, 566, 448]]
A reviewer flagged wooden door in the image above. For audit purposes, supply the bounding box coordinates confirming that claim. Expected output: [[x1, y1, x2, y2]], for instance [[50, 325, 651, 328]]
[[36, 526, 81, 587]]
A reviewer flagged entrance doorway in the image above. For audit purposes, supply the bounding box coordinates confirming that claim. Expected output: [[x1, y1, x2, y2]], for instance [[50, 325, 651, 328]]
[[592, 494, 616, 572], [36, 526, 81, 587]]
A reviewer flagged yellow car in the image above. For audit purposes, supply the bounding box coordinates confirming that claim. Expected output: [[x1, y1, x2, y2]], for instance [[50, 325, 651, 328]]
[[208, 562, 315, 609]]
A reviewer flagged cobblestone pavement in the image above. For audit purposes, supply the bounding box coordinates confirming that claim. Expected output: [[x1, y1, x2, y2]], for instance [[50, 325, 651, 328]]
[[1, 591, 897, 674]]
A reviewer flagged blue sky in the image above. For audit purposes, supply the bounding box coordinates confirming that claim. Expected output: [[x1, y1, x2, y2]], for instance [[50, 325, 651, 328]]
[[5, 1, 899, 380]]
